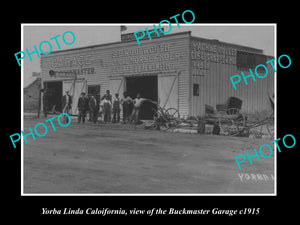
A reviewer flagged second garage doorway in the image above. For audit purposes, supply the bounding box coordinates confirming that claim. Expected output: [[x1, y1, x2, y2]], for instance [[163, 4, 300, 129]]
[[126, 75, 157, 120]]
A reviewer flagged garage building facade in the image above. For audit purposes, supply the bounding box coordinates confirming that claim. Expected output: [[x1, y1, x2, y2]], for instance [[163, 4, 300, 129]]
[[40, 31, 274, 118]]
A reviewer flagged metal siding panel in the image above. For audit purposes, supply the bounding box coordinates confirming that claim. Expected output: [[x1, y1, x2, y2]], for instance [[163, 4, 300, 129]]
[[209, 62, 214, 107], [220, 62, 226, 104], [201, 75, 206, 115], [213, 61, 219, 106], [192, 75, 195, 115], [219, 61, 224, 104], [234, 63, 274, 113], [188, 34, 192, 117], [190, 38, 241, 116], [196, 75, 200, 115]]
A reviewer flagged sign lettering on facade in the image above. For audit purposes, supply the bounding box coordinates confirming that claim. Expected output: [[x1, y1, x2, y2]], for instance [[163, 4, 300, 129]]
[[191, 40, 237, 76], [50, 54, 94, 69], [49, 67, 95, 78], [47, 54, 98, 78], [111, 44, 185, 75]]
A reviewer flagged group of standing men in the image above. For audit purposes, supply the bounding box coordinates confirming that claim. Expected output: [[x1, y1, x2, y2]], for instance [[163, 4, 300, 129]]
[[61, 90, 154, 125]]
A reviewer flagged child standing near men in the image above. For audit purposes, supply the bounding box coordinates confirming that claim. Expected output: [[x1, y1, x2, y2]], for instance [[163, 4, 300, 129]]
[[101, 95, 112, 123], [112, 93, 121, 123]]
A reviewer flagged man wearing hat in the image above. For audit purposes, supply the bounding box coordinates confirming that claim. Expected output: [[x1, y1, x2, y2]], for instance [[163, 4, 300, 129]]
[[89, 94, 99, 124], [77, 92, 88, 123]]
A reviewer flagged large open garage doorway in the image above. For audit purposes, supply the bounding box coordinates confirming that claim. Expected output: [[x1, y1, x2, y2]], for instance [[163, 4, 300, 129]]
[[44, 81, 62, 113], [126, 75, 157, 120]]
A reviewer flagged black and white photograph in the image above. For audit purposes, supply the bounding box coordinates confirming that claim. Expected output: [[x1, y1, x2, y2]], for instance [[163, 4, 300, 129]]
[[4, 4, 299, 221], [21, 24, 276, 195]]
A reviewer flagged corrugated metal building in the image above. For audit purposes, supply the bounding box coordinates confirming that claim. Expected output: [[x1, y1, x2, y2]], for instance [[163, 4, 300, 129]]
[[40, 31, 274, 118]]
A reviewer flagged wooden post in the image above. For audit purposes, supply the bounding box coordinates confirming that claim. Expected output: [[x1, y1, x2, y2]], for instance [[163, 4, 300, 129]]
[[37, 80, 44, 118], [37, 89, 41, 118]]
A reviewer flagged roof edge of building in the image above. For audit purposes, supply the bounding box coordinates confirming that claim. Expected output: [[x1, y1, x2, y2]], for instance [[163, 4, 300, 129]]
[[190, 35, 263, 54], [46, 31, 192, 56], [43, 30, 271, 57]]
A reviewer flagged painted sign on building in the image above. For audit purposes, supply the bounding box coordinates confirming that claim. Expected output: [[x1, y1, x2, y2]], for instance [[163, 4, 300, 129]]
[[45, 54, 103, 79], [191, 40, 237, 76], [50, 54, 94, 69], [49, 67, 95, 78], [111, 43, 185, 75]]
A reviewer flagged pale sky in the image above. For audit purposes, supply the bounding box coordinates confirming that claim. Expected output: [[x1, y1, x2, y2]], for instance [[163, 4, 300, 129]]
[[22, 24, 275, 83]]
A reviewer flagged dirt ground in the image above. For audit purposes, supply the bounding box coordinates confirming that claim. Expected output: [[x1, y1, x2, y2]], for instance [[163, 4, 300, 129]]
[[23, 115, 275, 194]]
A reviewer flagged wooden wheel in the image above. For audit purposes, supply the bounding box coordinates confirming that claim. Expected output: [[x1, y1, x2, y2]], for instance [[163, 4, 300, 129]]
[[217, 114, 247, 136], [226, 108, 240, 115], [165, 108, 180, 119]]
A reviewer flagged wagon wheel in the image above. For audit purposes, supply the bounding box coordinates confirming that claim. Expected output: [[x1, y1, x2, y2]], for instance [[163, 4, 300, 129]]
[[218, 116, 248, 136], [226, 108, 239, 115], [165, 108, 180, 118], [164, 108, 181, 128]]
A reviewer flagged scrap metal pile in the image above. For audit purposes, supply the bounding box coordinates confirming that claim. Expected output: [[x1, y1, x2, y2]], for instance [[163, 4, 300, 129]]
[[144, 96, 275, 139]]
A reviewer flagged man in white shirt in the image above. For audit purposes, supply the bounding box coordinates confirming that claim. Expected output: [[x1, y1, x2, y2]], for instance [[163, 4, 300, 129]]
[[61, 91, 72, 123], [130, 93, 155, 124], [101, 96, 112, 123]]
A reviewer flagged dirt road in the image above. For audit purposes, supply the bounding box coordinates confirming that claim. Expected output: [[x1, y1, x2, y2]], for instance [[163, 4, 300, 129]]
[[23, 115, 274, 194]]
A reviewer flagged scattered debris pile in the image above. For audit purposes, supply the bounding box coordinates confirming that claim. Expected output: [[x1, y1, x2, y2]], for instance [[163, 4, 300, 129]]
[[144, 96, 274, 139]]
